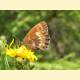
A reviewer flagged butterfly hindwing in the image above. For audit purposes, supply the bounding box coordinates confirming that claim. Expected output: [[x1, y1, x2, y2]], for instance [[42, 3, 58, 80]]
[[23, 21, 50, 50]]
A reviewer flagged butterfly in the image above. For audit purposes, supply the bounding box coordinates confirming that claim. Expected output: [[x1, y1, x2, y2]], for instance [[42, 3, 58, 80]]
[[23, 21, 50, 51]]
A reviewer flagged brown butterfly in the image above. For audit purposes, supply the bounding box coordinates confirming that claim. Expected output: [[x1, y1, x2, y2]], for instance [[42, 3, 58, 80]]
[[23, 21, 50, 50]]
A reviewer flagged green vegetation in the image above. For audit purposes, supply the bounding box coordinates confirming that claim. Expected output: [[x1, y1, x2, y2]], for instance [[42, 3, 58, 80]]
[[0, 10, 80, 70]]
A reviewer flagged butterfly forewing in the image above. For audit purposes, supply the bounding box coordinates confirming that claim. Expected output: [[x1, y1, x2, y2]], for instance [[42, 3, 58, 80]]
[[23, 21, 50, 50]]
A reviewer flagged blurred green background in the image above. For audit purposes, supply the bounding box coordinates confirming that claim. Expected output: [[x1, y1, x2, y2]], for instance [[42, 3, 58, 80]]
[[0, 10, 80, 70]]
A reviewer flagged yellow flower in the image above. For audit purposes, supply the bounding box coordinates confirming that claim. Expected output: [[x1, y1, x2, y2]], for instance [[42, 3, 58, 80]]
[[25, 51, 38, 62], [16, 45, 28, 58], [6, 48, 16, 57], [5, 45, 38, 62], [28, 54, 38, 62]]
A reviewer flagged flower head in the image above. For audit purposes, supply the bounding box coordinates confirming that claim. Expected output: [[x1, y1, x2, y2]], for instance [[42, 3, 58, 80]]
[[5, 45, 38, 62], [6, 48, 17, 57]]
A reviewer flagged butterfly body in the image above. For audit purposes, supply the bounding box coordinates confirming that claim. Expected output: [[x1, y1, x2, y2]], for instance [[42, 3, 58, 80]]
[[23, 21, 50, 50]]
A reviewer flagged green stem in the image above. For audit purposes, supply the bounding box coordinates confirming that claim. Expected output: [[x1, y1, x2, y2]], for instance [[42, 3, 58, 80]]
[[4, 55, 10, 69]]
